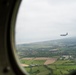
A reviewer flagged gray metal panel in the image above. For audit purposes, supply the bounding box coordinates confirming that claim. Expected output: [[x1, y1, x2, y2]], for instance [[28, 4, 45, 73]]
[[0, 0, 27, 75]]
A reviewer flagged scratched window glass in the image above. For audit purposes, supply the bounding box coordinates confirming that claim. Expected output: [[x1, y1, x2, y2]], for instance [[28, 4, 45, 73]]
[[15, 0, 76, 75]]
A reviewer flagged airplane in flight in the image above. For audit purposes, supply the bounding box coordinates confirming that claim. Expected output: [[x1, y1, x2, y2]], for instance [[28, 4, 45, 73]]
[[60, 32, 68, 36]]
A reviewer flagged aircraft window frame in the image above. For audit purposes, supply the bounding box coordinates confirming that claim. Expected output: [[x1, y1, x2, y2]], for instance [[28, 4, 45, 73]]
[[5, 0, 28, 75]]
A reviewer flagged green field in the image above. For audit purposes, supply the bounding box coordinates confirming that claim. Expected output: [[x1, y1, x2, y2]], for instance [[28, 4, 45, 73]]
[[20, 59, 76, 75], [25, 66, 51, 75], [20, 59, 46, 65], [20, 59, 51, 75]]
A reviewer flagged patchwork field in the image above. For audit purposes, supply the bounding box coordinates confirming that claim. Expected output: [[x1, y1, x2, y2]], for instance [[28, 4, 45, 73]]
[[17, 37, 76, 75], [20, 58, 76, 75], [44, 58, 57, 65], [21, 57, 57, 66]]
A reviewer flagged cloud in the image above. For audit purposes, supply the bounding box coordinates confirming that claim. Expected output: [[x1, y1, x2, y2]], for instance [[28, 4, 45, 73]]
[[16, 0, 76, 44]]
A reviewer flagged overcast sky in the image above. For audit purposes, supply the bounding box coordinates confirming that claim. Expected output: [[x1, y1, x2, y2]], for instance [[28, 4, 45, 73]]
[[15, 0, 76, 44]]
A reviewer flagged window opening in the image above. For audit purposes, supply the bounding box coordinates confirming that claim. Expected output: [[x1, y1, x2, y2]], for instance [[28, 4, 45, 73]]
[[15, 0, 76, 75]]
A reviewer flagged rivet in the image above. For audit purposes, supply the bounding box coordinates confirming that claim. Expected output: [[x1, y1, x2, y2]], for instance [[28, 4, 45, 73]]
[[3, 66, 10, 73]]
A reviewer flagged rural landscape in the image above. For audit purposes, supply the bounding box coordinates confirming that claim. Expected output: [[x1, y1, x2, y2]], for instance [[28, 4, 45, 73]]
[[16, 37, 76, 75]]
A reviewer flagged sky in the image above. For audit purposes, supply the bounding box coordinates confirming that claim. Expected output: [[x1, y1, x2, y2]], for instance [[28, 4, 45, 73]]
[[15, 0, 76, 44]]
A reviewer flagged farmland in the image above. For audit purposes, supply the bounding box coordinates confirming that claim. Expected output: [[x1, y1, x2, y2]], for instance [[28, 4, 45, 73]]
[[16, 37, 76, 75], [20, 57, 57, 75], [20, 58, 76, 75]]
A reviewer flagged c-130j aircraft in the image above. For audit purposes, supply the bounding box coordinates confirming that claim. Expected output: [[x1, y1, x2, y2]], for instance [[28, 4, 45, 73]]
[[0, 0, 76, 75], [60, 32, 68, 36]]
